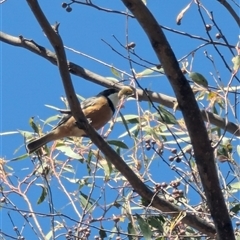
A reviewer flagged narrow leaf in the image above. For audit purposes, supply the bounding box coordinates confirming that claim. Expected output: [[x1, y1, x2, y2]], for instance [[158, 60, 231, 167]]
[[0, 131, 19, 136], [232, 55, 240, 72], [128, 222, 137, 240], [10, 153, 29, 161], [189, 72, 208, 88], [111, 66, 121, 78], [29, 117, 39, 134], [107, 140, 128, 149], [57, 145, 83, 159], [136, 213, 152, 240], [176, 1, 192, 25], [119, 112, 131, 137], [36, 184, 47, 204], [158, 106, 177, 124], [79, 191, 94, 212]]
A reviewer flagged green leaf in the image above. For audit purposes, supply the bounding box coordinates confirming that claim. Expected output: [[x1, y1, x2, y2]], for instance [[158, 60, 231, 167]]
[[36, 184, 47, 204], [107, 140, 128, 149], [228, 182, 240, 193], [43, 115, 60, 126], [136, 213, 152, 240], [10, 153, 29, 161], [100, 157, 113, 180], [119, 124, 139, 138], [111, 66, 121, 78], [128, 222, 137, 240], [99, 227, 107, 239], [230, 203, 240, 214], [119, 112, 131, 137], [189, 72, 208, 88], [105, 77, 119, 82], [136, 66, 164, 78], [79, 191, 94, 212], [29, 117, 40, 134], [116, 114, 139, 124], [18, 130, 35, 138], [158, 106, 177, 124], [232, 55, 240, 72], [57, 145, 83, 159], [147, 216, 165, 232]]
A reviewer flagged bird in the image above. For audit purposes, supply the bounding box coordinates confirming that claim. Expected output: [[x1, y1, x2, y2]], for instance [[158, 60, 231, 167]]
[[26, 86, 134, 154]]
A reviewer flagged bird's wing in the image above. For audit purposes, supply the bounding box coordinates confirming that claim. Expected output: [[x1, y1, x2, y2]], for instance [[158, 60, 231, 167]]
[[80, 96, 98, 109], [53, 97, 99, 130], [53, 114, 72, 130]]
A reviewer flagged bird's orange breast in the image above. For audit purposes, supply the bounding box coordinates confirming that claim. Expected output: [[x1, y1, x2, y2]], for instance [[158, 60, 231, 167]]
[[83, 96, 114, 130]]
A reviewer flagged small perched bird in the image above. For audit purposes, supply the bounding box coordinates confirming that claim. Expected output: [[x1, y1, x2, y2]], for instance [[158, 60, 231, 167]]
[[26, 87, 133, 154]]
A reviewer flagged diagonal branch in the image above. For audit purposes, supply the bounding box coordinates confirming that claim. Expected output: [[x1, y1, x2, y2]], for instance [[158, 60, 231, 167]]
[[216, 0, 240, 27], [120, 0, 234, 239], [25, 0, 217, 236], [1, 31, 239, 137]]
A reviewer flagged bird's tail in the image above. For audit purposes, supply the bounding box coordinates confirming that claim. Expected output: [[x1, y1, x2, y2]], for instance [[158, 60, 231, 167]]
[[27, 133, 57, 154]]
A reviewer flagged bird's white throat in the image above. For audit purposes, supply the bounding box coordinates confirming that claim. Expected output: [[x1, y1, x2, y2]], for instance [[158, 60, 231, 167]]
[[108, 93, 119, 108]]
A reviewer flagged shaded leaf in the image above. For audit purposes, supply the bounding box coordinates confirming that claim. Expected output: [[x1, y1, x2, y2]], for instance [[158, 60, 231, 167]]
[[136, 213, 152, 240], [36, 184, 47, 204], [107, 140, 128, 149], [79, 191, 94, 212], [189, 72, 208, 88], [119, 112, 131, 137], [128, 222, 137, 240], [116, 114, 139, 124], [158, 106, 177, 124], [10, 153, 29, 161], [99, 227, 107, 239], [29, 117, 40, 134], [230, 203, 240, 214], [147, 216, 165, 232]]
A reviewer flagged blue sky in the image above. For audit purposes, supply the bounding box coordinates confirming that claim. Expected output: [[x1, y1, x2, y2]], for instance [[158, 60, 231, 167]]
[[1, 0, 239, 239]]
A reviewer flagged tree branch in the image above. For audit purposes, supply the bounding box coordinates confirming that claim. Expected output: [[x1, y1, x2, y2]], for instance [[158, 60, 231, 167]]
[[216, 0, 240, 27], [24, 0, 216, 236], [1, 31, 239, 137], [120, 0, 234, 239]]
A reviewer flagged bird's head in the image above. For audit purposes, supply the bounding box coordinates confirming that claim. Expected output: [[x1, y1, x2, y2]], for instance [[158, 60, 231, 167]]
[[118, 86, 134, 100], [101, 86, 134, 108]]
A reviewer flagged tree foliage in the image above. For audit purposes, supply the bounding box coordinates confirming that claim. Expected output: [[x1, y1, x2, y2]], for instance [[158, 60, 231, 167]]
[[0, 0, 240, 239]]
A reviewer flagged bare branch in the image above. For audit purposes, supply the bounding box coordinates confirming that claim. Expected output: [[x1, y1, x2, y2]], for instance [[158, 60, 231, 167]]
[[1, 30, 239, 137], [121, 0, 234, 239]]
